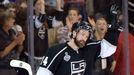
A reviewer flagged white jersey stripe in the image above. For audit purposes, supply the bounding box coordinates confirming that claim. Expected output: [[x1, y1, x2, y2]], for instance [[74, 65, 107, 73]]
[[47, 46, 67, 69], [86, 41, 101, 46]]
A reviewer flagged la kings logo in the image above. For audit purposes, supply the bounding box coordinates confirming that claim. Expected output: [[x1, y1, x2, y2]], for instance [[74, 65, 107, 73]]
[[71, 60, 86, 75]]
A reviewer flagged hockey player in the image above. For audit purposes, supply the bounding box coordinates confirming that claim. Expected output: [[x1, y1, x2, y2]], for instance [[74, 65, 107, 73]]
[[36, 21, 93, 75]]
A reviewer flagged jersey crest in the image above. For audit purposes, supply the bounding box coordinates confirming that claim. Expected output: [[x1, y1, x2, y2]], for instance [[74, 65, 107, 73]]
[[71, 60, 86, 75], [64, 52, 71, 62]]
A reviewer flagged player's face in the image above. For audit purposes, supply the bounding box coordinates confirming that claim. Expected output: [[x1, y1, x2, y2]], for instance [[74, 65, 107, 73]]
[[74, 29, 89, 48]]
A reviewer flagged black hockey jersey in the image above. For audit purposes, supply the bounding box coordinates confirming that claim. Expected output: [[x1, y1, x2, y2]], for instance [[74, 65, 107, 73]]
[[37, 43, 86, 75]]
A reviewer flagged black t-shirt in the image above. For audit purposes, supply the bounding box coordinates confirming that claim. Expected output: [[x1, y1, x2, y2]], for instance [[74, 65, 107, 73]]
[[39, 43, 86, 75]]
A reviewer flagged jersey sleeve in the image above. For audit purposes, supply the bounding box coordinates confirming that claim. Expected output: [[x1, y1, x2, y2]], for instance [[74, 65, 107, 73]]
[[100, 28, 120, 58], [104, 28, 120, 46], [35, 14, 47, 28], [55, 10, 64, 21], [36, 45, 67, 75], [52, 10, 64, 28]]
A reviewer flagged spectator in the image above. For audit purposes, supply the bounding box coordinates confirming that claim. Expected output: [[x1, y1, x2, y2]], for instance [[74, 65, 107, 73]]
[[31, 0, 49, 71], [64, 0, 87, 21], [57, 6, 81, 44], [0, 11, 25, 75]]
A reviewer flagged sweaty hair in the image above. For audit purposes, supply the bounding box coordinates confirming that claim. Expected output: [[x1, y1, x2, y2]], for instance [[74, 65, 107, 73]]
[[70, 21, 93, 38]]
